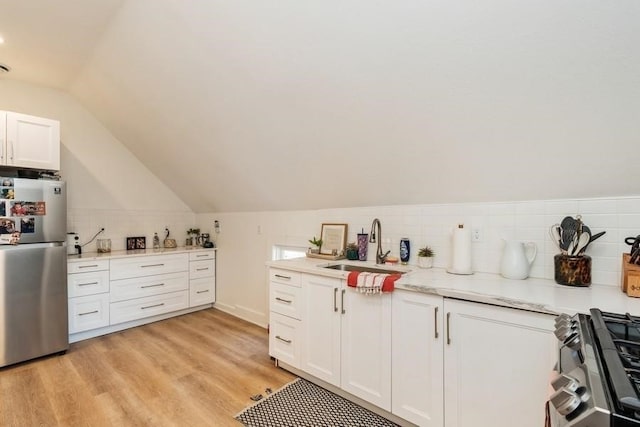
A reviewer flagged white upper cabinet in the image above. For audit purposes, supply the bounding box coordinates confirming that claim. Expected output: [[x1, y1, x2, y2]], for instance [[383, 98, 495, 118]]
[[1, 111, 61, 171]]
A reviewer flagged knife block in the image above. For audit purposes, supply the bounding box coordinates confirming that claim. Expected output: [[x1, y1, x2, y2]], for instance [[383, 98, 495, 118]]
[[622, 253, 640, 296]]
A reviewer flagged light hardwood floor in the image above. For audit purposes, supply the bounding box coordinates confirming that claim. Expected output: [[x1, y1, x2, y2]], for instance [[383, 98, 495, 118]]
[[0, 308, 296, 426]]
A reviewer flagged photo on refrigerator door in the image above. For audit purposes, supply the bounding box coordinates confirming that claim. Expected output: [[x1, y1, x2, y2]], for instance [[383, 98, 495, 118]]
[[20, 218, 35, 234], [0, 218, 16, 234], [1, 188, 14, 199], [9, 201, 46, 216]]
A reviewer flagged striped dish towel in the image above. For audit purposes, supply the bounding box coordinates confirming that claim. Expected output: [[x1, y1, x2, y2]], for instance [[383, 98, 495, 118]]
[[346, 271, 401, 294]]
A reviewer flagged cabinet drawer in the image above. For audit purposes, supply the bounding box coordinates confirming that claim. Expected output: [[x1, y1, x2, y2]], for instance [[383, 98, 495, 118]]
[[189, 251, 215, 261], [190, 259, 215, 279], [269, 312, 301, 369], [190, 277, 215, 306], [68, 259, 109, 274], [270, 282, 303, 320], [110, 254, 188, 280], [110, 271, 188, 303], [69, 294, 110, 333], [269, 268, 301, 287], [110, 290, 189, 325], [68, 270, 110, 298]]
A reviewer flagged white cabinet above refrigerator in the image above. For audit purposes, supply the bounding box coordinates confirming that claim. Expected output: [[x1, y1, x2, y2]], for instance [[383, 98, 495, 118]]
[[0, 111, 60, 171]]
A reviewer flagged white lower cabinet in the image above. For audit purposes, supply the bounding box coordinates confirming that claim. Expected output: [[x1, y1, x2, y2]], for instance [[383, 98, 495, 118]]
[[68, 249, 216, 342], [392, 291, 444, 426], [391, 290, 555, 427], [301, 273, 391, 411], [188, 251, 216, 306], [269, 269, 555, 427], [69, 293, 110, 333], [269, 269, 303, 368], [443, 299, 555, 427], [269, 312, 302, 367]]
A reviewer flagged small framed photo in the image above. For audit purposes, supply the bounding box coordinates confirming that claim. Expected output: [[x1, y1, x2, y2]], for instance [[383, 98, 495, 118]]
[[320, 223, 348, 256], [127, 236, 146, 250]]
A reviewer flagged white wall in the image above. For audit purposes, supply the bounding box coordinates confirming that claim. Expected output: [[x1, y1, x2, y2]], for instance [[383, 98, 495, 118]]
[[199, 196, 640, 327], [0, 80, 195, 250]]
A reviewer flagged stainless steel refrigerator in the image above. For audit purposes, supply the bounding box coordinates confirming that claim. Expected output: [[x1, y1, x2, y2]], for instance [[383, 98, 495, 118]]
[[0, 178, 67, 367]]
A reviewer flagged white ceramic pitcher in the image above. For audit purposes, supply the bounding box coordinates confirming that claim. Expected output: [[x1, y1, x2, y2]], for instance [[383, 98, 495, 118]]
[[500, 240, 537, 280]]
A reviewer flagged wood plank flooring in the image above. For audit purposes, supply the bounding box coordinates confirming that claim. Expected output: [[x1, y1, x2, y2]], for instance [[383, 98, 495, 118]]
[[0, 308, 295, 426]]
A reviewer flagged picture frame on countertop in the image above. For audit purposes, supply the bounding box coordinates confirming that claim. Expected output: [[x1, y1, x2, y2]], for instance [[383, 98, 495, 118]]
[[127, 236, 146, 250], [320, 223, 348, 256]]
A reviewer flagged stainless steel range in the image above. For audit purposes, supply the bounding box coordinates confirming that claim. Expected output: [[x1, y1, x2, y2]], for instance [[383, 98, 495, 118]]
[[549, 309, 640, 426]]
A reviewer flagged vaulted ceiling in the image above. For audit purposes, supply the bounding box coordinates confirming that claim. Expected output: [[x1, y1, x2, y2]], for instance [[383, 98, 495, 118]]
[[1, 1, 639, 212]]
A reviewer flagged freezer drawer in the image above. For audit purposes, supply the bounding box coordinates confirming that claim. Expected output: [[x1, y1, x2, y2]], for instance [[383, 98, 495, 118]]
[[0, 243, 68, 367]]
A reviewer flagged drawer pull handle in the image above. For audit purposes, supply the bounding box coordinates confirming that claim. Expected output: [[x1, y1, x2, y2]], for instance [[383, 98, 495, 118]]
[[78, 264, 99, 269], [196, 268, 209, 271], [275, 297, 292, 304], [78, 282, 99, 287], [446, 312, 451, 345], [274, 274, 291, 280], [196, 290, 209, 294], [141, 263, 165, 268], [196, 254, 209, 258], [141, 283, 165, 289], [141, 303, 165, 310], [79, 310, 99, 316], [341, 289, 346, 314], [275, 335, 292, 344]]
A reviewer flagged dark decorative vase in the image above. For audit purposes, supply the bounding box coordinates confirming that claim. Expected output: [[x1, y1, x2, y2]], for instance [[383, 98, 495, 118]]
[[346, 249, 359, 261]]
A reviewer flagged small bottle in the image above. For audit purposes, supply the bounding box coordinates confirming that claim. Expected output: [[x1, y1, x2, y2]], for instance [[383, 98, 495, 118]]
[[400, 238, 410, 265], [153, 233, 160, 249]]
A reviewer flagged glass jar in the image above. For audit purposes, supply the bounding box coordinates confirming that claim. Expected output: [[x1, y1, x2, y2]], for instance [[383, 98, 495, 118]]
[[97, 238, 111, 253]]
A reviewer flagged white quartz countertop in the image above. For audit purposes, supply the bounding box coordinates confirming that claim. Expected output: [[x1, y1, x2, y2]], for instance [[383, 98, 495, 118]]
[[266, 257, 640, 316], [67, 246, 216, 262]]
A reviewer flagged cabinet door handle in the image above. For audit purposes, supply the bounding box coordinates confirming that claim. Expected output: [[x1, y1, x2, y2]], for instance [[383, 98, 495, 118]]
[[9, 140, 13, 161], [274, 274, 291, 280], [196, 290, 209, 294], [141, 303, 165, 310], [341, 289, 346, 314], [0, 139, 4, 160], [78, 281, 99, 287], [141, 283, 164, 289], [333, 288, 338, 312], [434, 306, 439, 339], [78, 310, 99, 316], [275, 335, 292, 344], [141, 263, 164, 268], [78, 264, 99, 269], [446, 312, 451, 345], [275, 297, 292, 304]]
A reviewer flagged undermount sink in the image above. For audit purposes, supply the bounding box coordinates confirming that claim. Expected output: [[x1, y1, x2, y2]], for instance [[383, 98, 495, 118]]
[[323, 264, 406, 275]]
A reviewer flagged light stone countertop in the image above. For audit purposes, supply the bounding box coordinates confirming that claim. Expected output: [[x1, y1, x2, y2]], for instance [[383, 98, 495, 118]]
[[266, 257, 640, 316], [67, 246, 216, 262]]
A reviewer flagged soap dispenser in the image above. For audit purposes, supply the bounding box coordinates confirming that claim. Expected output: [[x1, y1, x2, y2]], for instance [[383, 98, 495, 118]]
[[153, 232, 160, 249]]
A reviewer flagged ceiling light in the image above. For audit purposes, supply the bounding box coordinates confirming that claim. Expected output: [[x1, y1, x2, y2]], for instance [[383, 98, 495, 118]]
[[0, 64, 10, 73]]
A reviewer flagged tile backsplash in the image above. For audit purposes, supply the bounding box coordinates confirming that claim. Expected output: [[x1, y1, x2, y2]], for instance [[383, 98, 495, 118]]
[[67, 208, 196, 252], [304, 196, 640, 287]]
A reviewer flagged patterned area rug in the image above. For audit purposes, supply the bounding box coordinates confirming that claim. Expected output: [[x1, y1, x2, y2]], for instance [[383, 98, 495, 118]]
[[235, 378, 400, 427]]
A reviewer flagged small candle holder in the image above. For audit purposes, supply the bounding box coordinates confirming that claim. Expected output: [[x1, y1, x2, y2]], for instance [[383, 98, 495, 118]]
[[554, 254, 591, 287]]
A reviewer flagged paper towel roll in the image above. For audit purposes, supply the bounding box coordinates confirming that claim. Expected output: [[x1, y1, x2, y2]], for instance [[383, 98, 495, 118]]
[[447, 224, 473, 275]]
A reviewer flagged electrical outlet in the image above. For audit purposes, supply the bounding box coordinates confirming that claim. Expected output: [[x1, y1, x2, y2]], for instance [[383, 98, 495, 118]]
[[472, 228, 482, 242]]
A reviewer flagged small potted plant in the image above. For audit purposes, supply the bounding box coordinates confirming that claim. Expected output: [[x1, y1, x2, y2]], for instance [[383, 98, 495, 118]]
[[308, 236, 323, 254], [417, 245, 435, 269], [345, 242, 359, 260]]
